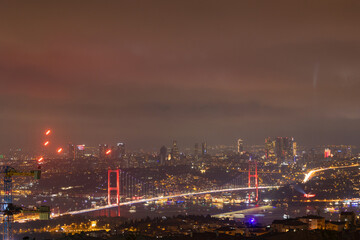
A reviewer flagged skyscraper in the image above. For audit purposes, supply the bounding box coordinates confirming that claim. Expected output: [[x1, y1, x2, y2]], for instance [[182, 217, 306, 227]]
[[171, 140, 180, 162], [265, 137, 296, 164], [118, 143, 125, 154], [292, 141, 297, 157], [159, 146, 167, 165], [201, 142, 207, 155], [237, 139, 244, 154], [324, 148, 331, 158], [113, 142, 125, 159], [265, 137, 275, 160], [274, 137, 295, 164], [68, 144, 75, 160], [76, 144, 85, 159]]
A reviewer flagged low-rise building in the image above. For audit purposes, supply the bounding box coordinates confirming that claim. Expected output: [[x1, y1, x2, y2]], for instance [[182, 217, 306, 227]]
[[271, 219, 308, 232], [325, 221, 346, 232], [340, 212, 356, 227], [298, 215, 325, 230], [216, 226, 244, 236]]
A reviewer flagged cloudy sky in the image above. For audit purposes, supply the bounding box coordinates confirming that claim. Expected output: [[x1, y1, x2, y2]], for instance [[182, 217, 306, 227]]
[[1, 1, 360, 151]]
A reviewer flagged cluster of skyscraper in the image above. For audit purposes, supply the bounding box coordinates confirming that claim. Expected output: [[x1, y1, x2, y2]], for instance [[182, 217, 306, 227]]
[[158, 141, 208, 166], [265, 137, 297, 164], [68, 144, 85, 160], [194, 142, 207, 157], [99, 143, 125, 159], [323, 145, 352, 159], [67, 143, 125, 160], [66, 137, 299, 166]]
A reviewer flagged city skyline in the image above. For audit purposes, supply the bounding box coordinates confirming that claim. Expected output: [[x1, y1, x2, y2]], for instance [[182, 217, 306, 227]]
[[2, 1, 360, 239], [2, 1, 360, 150]]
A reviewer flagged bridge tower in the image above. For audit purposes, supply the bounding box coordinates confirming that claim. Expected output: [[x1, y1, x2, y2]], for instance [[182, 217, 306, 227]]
[[248, 158, 258, 202], [108, 169, 120, 205]]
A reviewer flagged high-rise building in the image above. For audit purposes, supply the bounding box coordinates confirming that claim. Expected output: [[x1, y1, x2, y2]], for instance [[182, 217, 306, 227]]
[[112, 142, 125, 159], [292, 141, 297, 157], [171, 140, 180, 162], [117, 143, 125, 156], [344, 146, 352, 159], [237, 139, 244, 154], [201, 142, 207, 155], [324, 148, 331, 158], [68, 144, 75, 160], [265, 137, 275, 160], [327, 145, 352, 159], [274, 137, 295, 164], [159, 146, 167, 165], [266, 137, 296, 164], [76, 144, 85, 159]]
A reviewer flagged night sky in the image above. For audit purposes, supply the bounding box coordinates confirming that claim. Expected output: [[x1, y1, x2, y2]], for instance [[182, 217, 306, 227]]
[[1, 1, 360, 151]]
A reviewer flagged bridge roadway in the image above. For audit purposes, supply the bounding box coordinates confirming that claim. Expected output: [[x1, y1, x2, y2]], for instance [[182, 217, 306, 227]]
[[59, 186, 280, 216]]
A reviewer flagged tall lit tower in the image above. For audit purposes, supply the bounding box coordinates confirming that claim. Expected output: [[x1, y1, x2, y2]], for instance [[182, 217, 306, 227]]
[[68, 144, 75, 160], [264, 137, 275, 160], [171, 141, 180, 163], [117, 143, 125, 157], [111, 143, 126, 160], [159, 146, 167, 165], [292, 140, 297, 160], [237, 139, 243, 154], [201, 142, 207, 155]]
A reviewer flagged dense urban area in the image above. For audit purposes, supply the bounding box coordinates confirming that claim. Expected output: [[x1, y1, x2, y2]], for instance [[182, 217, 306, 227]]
[[1, 137, 360, 239], [2, 1, 360, 239]]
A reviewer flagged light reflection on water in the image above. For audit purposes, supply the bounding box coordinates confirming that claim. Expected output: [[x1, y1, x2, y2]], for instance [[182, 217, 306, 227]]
[[15, 195, 360, 225], [88, 200, 360, 225]]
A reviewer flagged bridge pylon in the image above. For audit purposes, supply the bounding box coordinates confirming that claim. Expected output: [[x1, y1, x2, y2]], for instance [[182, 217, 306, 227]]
[[108, 169, 120, 205], [248, 158, 258, 202]]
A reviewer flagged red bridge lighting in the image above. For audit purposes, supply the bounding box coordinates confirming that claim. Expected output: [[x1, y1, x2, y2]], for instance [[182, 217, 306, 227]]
[[45, 129, 51, 135], [44, 141, 50, 146]]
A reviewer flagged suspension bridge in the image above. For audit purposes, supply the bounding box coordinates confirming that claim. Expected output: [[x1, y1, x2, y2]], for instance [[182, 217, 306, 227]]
[[62, 185, 279, 216], [55, 159, 280, 217], [53, 161, 360, 217]]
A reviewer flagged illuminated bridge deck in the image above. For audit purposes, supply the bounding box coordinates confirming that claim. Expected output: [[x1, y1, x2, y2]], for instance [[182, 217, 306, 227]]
[[59, 186, 279, 216]]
